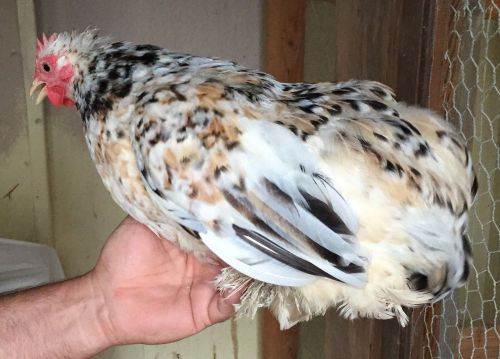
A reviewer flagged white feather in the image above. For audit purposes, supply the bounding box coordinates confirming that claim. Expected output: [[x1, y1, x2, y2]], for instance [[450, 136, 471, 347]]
[[201, 230, 316, 286]]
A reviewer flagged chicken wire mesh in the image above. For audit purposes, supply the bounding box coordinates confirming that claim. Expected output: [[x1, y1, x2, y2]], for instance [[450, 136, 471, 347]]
[[422, 1, 500, 358]]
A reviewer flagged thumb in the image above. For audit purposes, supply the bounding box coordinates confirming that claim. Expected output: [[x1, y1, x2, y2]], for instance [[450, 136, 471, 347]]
[[207, 289, 243, 324]]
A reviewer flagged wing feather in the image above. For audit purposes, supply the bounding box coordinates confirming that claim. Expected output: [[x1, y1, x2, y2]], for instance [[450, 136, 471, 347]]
[[128, 73, 368, 287]]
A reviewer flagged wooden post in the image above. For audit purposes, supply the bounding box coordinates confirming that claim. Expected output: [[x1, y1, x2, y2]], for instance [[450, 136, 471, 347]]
[[262, 0, 305, 358], [16, 0, 54, 246], [264, 0, 305, 82]]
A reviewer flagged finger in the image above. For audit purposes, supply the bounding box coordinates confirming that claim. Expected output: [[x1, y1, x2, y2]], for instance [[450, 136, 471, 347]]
[[120, 215, 138, 225], [207, 287, 243, 324], [113, 216, 150, 238], [205, 252, 227, 266]]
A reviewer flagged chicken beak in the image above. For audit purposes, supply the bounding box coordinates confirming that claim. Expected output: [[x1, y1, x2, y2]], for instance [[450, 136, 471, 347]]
[[30, 80, 44, 96], [36, 86, 48, 104], [30, 80, 48, 104]]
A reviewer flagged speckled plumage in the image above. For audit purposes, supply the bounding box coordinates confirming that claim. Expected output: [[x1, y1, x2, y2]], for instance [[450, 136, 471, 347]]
[[35, 30, 476, 328]]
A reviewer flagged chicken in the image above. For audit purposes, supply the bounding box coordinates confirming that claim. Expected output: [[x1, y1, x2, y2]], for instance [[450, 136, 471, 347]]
[[31, 30, 476, 329]]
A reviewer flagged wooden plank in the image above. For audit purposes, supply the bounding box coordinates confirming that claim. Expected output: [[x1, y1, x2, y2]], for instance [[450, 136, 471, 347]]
[[262, 1, 305, 358], [334, 0, 402, 89], [397, 0, 433, 105], [460, 326, 500, 359], [325, 312, 383, 359], [16, 0, 54, 246], [0, 0, 37, 244], [486, 0, 500, 20], [405, 303, 442, 359], [262, 311, 300, 359], [325, 311, 412, 359], [423, 0, 455, 114], [334, 0, 431, 104], [264, 0, 305, 82]]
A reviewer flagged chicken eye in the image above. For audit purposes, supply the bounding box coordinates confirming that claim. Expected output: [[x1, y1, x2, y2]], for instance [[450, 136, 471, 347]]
[[42, 63, 51, 72]]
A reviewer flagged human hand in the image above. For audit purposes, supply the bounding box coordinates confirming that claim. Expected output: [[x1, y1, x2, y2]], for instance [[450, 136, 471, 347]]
[[89, 216, 241, 345]]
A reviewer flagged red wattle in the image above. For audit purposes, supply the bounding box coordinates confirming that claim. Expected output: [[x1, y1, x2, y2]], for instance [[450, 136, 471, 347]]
[[63, 98, 75, 107], [47, 85, 74, 107], [47, 86, 65, 106]]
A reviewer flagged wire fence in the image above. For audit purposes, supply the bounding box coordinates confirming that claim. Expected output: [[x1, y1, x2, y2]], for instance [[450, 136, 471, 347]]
[[423, 1, 500, 358]]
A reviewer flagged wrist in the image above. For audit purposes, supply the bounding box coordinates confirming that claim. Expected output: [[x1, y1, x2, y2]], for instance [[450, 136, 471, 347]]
[[82, 271, 122, 348], [0, 273, 116, 358], [51, 274, 116, 356]]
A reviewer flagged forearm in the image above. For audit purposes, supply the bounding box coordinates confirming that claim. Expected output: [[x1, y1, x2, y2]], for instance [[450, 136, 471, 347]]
[[0, 274, 114, 359]]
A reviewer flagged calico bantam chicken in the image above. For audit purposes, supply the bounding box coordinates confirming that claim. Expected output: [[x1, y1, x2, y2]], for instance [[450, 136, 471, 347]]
[[32, 30, 476, 328]]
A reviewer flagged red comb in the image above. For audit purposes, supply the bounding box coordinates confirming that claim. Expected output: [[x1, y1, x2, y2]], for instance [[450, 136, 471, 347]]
[[36, 32, 57, 53]]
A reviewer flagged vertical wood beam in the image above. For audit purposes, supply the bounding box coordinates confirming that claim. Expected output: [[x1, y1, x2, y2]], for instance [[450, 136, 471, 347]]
[[16, 0, 54, 246], [264, 0, 305, 83], [262, 0, 305, 358]]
